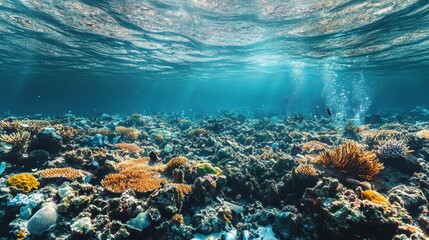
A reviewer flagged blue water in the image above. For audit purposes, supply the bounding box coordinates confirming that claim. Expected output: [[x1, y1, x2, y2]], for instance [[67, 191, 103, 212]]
[[0, 0, 428, 116]]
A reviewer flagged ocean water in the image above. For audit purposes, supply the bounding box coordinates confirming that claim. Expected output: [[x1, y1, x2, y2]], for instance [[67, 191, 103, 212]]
[[1, 1, 429, 240], [1, 0, 428, 116]]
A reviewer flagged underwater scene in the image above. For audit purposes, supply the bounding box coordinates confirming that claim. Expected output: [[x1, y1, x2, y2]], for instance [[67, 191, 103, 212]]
[[1, 1, 429, 240]]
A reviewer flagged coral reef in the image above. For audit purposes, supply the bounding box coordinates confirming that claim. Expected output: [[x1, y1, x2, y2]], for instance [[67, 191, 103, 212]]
[[37, 167, 83, 180], [316, 140, 384, 180]]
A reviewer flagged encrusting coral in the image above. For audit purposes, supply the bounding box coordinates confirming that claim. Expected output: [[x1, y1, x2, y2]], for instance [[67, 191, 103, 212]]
[[416, 130, 429, 140], [7, 173, 40, 193], [316, 140, 384, 180], [361, 189, 391, 208], [37, 168, 83, 180]]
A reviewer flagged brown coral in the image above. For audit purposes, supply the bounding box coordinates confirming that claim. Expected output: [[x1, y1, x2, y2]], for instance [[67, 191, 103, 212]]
[[171, 214, 184, 225], [116, 143, 142, 153], [295, 164, 319, 176], [315, 140, 383, 180], [88, 128, 110, 136], [115, 126, 140, 140], [301, 141, 329, 155], [37, 168, 83, 180]]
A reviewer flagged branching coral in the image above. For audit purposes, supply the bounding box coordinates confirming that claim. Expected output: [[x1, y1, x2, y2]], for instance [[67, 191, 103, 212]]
[[37, 168, 83, 180], [24, 120, 51, 133], [0, 120, 23, 133], [171, 214, 184, 225], [295, 164, 319, 176], [115, 143, 142, 153], [362, 129, 406, 147], [0, 131, 31, 150], [53, 124, 77, 141], [115, 126, 140, 140], [7, 173, 40, 193], [102, 158, 167, 193], [316, 140, 383, 180]]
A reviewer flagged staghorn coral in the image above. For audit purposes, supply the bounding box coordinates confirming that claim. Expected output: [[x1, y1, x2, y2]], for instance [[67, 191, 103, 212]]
[[316, 140, 383, 180], [0, 131, 31, 150], [24, 120, 52, 133], [416, 130, 429, 140], [115, 143, 142, 153], [37, 168, 83, 180], [377, 140, 410, 160], [165, 156, 188, 173], [295, 164, 319, 176], [53, 124, 77, 141], [115, 126, 140, 141], [7, 173, 40, 193], [174, 183, 193, 199]]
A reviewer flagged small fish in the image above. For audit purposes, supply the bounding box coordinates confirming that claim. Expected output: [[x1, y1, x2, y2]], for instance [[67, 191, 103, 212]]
[[91, 161, 99, 167], [0, 162, 6, 175], [84, 175, 92, 183], [327, 107, 332, 117]]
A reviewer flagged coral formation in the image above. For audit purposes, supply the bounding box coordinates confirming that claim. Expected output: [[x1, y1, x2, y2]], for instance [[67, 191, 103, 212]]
[[165, 156, 188, 173], [27, 202, 58, 236], [361, 190, 391, 207], [37, 168, 83, 180], [115, 143, 142, 153], [377, 140, 410, 159], [7, 173, 40, 193], [115, 126, 140, 140], [316, 140, 383, 180], [294, 164, 319, 176], [0, 131, 31, 150], [195, 162, 222, 177]]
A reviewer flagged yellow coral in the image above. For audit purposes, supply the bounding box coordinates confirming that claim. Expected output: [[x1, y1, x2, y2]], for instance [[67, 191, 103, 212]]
[[16, 230, 25, 240], [37, 168, 82, 180], [361, 190, 391, 207], [7, 173, 40, 193], [0, 120, 23, 132], [115, 126, 140, 140], [316, 140, 383, 180]]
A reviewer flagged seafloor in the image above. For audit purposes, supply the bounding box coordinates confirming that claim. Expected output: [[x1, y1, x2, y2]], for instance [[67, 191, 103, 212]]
[[1, 109, 429, 240]]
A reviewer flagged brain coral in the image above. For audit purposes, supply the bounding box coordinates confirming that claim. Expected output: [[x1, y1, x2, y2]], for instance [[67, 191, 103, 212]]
[[7, 173, 40, 193], [27, 202, 58, 236]]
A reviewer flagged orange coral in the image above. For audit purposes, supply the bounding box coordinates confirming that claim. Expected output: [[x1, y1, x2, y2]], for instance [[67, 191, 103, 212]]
[[174, 183, 192, 199], [7, 173, 40, 193], [165, 156, 188, 173], [102, 158, 167, 193], [115, 143, 142, 153], [361, 190, 391, 207], [38, 168, 82, 180], [295, 164, 319, 176], [316, 140, 383, 180], [171, 214, 184, 225]]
